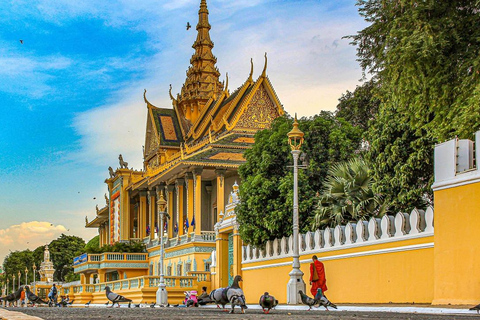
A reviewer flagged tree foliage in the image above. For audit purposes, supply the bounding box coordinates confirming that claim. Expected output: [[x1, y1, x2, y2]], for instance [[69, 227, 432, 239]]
[[84, 240, 146, 254], [347, 0, 480, 213], [48, 234, 85, 282], [236, 114, 362, 246], [313, 158, 386, 228], [335, 79, 380, 133], [85, 235, 99, 252]]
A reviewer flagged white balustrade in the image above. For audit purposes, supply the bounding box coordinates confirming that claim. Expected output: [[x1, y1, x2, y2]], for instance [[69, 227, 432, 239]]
[[324, 227, 333, 248], [241, 207, 435, 264], [345, 223, 357, 245], [334, 225, 346, 245]]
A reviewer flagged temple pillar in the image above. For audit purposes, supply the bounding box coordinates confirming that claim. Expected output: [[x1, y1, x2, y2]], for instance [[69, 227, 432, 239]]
[[185, 173, 194, 235], [215, 169, 226, 219], [98, 226, 102, 247], [175, 179, 185, 236], [148, 189, 156, 240], [215, 231, 229, 288], [166, 185, 175, 238], [80, 274, 86, 284], [121, 191, 131, 241], [139, 191, 147, 239], [193, 167, 203, 235], [98, 269, 106, 283], [232, 222, 242, 279]]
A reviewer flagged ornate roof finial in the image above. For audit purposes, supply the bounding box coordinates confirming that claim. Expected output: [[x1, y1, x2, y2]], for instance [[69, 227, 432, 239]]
[[143, 89, 148, 103], [248, 58, 254, 82], [169, 84, 176, 103], [261, 52, 268, 77], [224, 72, 229, 93]]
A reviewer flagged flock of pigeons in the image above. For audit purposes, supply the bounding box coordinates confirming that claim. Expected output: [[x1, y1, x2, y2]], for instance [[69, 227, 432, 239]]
[[92, 275, 336, 314], [0, 278, 336, 314], [0, 286, 74, 307], [9, 280, 480, 314]]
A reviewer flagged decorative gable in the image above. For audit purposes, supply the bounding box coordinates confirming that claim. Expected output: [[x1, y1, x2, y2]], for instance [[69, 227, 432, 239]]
[[235, 84, 280, 130]]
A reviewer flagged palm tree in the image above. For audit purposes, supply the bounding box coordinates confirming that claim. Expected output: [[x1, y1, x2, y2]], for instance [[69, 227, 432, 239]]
[[313, 158, 387, 228]]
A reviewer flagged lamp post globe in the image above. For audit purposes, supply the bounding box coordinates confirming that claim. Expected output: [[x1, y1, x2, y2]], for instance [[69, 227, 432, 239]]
[[286, 114, 306, 304], [156, 188, 168, 306]]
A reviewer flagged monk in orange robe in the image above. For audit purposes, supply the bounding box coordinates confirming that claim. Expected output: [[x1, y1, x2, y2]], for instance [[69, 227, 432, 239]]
[[309, 255, 327, 297]]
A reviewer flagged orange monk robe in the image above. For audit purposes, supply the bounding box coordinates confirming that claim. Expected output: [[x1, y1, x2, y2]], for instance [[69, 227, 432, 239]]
[[310, 260, 328, 297]]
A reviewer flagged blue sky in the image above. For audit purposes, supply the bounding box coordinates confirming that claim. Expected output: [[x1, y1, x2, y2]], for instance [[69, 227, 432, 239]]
[[0, 0, 367, 264]]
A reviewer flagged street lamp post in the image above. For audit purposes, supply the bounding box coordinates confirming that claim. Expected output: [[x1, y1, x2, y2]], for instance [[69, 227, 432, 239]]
[[286, 114, 306, 304], [18, 271, 21, 287], [6, 279, 9, 307], [25, 267, 29, 305], [32, 263, 37, 295], [156, 188, 168, 306], [12, 275, 15, 294]]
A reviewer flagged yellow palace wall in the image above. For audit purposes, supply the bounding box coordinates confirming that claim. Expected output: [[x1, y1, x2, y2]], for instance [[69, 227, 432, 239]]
[[431, 134, 480, 305], [242, 236, 434, 304]]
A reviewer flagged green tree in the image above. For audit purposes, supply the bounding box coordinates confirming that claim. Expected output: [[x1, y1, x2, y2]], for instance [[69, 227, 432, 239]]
[[48, 234, 85, 282], [335, 79, 380, 133], [347, 0, 480, 212], [3, 250, 34, 288], [85, 235, 99, 252], [350, 0, 480, 137], [313, 158, 386, 228], [236, 114, 362, 246], [367, 106, 435, 212]]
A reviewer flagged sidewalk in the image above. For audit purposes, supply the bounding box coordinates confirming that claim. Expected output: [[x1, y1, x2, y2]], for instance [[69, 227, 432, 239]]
[[0, 308, 43, 320]]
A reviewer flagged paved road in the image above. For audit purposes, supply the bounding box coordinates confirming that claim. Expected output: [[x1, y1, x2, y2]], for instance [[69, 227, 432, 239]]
[[3, 307, 477, 320]]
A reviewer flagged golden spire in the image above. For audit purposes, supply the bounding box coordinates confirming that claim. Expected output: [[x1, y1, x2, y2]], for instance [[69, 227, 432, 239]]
[[177, 0, 223, 121]]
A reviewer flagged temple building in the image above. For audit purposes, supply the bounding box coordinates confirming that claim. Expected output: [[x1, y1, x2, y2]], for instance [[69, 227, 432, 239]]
[[79, 0, 284, 295], [72, 0, 480, 307]]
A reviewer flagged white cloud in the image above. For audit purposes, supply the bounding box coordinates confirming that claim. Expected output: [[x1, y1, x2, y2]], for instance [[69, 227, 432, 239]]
[[0, 221, 68, 264], [71, 97, 145, 169], [0, 52, 72, 99]]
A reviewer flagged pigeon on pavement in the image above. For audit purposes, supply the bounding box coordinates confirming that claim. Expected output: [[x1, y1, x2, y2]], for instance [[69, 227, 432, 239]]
[[0, 286, 24, 306], [105, 285, 132, 307], [470, 303, 480, 314], [315, 288, 337, 311], [85, 300, 91, 307], [210, 287, 229, 310], [299, 290, 316, 311], [226, 275, 247, 314], [259, 292, 278, 314], [25, 286, 48, 306]]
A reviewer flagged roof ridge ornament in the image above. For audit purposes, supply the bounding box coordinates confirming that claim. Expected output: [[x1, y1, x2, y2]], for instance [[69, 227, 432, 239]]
[[224, 72, 229, 94], [248, 58, 254, 83], [261, 52, 268, 78], [169, 84, 177, 104]]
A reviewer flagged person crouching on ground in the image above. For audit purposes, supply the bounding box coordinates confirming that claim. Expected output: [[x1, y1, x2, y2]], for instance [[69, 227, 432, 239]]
[[310, 255, 327, 297], [197, 286, 210, 305]]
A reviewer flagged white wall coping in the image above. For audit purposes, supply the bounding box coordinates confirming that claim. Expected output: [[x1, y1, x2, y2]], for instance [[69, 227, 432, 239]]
[[432, 170, 480, 191], [241, 231, 433, 265], [241, 242, 434, 271]]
